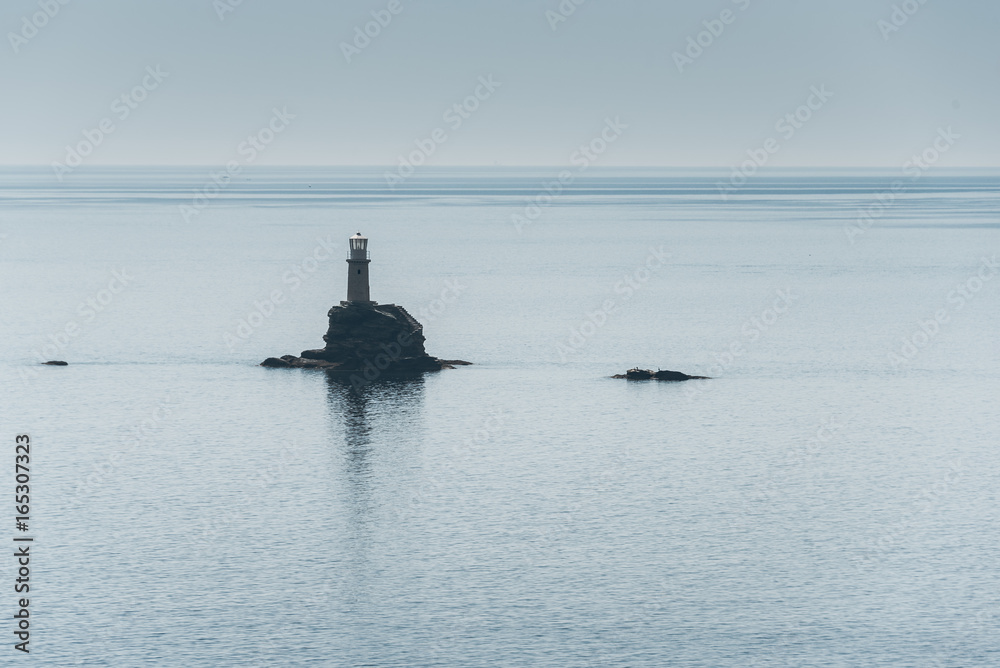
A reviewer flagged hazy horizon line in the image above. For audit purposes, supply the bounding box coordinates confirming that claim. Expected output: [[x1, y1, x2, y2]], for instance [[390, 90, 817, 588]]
[[2, 164, 999, 171]]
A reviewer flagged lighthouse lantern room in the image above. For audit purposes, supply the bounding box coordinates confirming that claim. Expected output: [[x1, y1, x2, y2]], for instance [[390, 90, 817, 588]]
[[345, 232, 373, 304]]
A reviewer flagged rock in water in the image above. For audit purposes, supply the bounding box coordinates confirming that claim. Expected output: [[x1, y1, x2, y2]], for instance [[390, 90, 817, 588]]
[[653, 369, 709, 381], [262, 302, 469, 373], [612, 367, 709, 381], [302, 303, 428, 363], [42, 360, 68, 366]]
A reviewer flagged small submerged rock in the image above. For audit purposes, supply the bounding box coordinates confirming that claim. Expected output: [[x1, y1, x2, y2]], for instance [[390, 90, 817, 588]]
[[41, 360, 68, 366], [612, 367, 709, 381]]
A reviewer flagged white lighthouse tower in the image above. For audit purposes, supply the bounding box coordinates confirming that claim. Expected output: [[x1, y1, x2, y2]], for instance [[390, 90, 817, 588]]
[[345, 232, 373, 304]]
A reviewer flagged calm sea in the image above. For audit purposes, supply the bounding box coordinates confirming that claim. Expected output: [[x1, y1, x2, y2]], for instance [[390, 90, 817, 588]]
[[1, 167, 998, 666]]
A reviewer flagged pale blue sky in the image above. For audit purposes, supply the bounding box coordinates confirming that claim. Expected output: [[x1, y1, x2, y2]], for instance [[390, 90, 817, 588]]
[[1, 0, 997, 166]]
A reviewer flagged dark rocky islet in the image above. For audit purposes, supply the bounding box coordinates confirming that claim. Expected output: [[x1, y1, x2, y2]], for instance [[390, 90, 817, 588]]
[[613, 368, 709, 381], [262, 302, 470, 374]]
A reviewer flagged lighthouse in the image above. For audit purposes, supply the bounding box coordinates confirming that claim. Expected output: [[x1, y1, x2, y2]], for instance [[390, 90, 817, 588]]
[[345, 232, 373, 304], [261, 229, 472, 371]]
